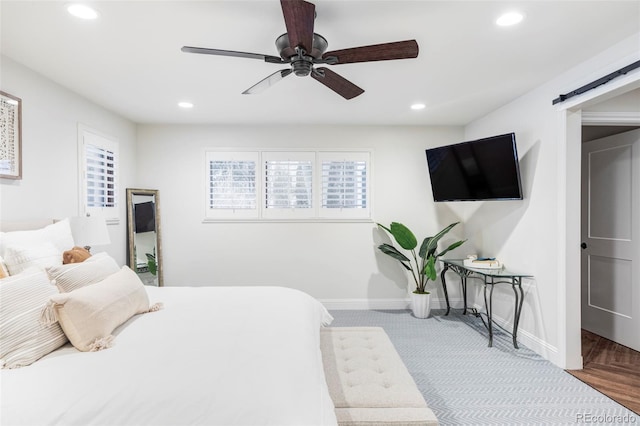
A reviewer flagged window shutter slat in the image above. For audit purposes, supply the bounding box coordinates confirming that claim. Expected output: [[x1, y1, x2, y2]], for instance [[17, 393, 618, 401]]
[[85, 143, 117, 208], [264, 160, 313, 209], [209, 160, 257, 209], [321, 160, 367, 209]]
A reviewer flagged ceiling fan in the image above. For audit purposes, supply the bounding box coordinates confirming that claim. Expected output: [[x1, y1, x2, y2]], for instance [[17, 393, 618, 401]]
[[181, 0, 419, 100]]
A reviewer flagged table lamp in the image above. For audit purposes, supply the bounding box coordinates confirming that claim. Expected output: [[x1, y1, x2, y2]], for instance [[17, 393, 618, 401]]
[[69, 214, 111, 252]]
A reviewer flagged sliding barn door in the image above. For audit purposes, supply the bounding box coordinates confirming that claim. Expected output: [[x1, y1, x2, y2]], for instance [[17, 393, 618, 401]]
[[581, 128, 639, 352]]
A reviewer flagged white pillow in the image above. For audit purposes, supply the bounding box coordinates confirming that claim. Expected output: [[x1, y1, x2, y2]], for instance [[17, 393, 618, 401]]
[[0, 219, 74, 258], [4, 243, 62, 275], [47, 252, 120, 293], [0, 269, 68, 368], [48, 266, 153, 352]]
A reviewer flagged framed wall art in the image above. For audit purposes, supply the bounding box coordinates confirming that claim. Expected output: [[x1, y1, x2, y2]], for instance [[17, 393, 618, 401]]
[[0, 91, 22, 179]]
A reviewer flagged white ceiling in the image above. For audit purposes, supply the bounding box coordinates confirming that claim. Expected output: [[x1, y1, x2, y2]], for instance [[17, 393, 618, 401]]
[[2, 1, 639, 126]]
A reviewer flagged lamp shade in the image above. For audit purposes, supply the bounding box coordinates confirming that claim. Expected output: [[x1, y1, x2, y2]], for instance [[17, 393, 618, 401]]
[[69, 215, 111, 248]]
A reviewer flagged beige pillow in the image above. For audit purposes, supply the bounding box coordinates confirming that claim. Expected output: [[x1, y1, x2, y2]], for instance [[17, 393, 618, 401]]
[[48, 266, 152, 352], [46, 252, 120, 293], [0, 269, 68, 368], [4, 242, 62, 275], [0, 256, 9, 278]]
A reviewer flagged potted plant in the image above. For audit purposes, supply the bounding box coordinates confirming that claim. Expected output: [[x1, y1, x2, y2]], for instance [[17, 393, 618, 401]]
[[377, 222, 465, 318], [145, 252, 157, 276]]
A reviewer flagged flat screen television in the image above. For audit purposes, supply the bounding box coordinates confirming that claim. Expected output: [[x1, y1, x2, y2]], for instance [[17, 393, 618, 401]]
[[425, 133, 523, 201], [134, 201, 156, 233]]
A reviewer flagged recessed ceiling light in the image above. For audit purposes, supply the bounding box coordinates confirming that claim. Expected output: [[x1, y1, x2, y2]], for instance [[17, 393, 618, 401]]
[[178, 102, 194, 109], [496, 12, 524, 27], [411, 103, 426, 110], [67, 4, 99, 20]]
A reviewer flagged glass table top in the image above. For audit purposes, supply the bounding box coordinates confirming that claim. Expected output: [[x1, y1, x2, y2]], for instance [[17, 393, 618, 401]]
[[441, 259, 533, 278]]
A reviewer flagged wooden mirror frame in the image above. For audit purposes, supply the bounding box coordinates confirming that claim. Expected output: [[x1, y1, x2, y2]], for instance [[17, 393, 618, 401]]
[[126, 188, 163, 286]]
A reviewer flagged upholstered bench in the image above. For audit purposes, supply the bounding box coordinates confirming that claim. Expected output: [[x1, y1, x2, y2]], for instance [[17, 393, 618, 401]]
[[320, 327, 438, 426]]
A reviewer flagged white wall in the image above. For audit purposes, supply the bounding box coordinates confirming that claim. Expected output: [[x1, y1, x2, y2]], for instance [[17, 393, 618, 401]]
[[584, 87, 640, 112], [461, 33, 640, 367], [0, 56, 137, 265], [135, 124, 465, 303]]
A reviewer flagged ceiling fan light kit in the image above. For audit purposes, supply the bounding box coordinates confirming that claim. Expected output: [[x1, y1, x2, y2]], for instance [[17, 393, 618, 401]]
[[181, 0, 419, 100]]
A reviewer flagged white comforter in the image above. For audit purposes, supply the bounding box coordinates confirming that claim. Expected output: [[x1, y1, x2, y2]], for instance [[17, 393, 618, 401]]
[[1, 286, 337, 426]]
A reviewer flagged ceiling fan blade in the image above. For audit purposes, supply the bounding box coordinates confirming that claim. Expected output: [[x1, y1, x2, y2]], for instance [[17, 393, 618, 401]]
[[242, 69, 293, 95], [311, 67, 364, 100], [323, 40, 419, 65], [181, 46, 285, 64], [280, 0, 315, 54]]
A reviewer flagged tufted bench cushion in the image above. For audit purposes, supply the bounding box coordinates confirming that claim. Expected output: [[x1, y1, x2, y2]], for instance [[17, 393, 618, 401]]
[[320, 327, 438, 426]]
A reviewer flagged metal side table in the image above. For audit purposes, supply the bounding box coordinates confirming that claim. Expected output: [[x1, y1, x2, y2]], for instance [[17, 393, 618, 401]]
[[440, 259, 532, 348]]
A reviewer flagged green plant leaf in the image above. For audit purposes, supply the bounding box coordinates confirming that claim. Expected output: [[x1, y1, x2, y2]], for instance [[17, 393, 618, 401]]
[[418, 237, 431, 259], [378, 243, 411, 262], [438, 239, 466, 258], [145, 253, 157, 275], [420, 240, 437, 259], [424, 256, 437, 281], [390, 222, 417, 250], [426, 222, 460, 252], [377, 223, 392, 235], [399, 261, 412, 271]]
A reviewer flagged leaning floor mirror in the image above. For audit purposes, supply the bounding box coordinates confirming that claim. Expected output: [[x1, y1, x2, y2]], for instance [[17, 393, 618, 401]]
[[126, 188, 163, 286]]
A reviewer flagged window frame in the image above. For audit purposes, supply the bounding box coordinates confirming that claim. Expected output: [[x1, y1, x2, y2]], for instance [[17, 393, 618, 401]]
[[262, 151, 316, 220], [318, 151, 371, 219], [203, 148, 373, 222], [204, 151, 260, 220], [78, 125, 119, 224]]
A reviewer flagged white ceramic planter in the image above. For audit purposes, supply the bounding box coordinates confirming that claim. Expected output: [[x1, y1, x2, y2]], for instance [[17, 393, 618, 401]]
[[410, 292, 432, 318]]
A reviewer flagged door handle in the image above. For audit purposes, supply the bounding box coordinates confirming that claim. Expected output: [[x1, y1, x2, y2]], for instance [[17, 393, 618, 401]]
[[581, 242, 587, 249]]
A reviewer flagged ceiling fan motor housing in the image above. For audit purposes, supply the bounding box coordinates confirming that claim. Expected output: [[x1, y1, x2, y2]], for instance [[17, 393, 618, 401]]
[[276, 33, 328, 59], [276, 33, 329, 76]]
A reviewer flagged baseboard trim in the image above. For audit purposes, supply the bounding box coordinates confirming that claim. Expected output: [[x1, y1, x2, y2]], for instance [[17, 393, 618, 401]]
[[321, 299, 409, 310], [320, 297, 467, 311], [469, 302, 559, 358]]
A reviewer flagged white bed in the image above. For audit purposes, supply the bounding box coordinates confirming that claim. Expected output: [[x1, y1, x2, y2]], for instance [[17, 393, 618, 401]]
[[0, 221, 338, 426]]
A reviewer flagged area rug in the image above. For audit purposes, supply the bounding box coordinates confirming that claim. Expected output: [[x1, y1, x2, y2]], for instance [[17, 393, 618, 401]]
[[329, 309, 640, 425]]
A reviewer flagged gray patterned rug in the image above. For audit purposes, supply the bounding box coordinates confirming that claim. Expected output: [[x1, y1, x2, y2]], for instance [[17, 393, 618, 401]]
[[329, 309, 640, 425]]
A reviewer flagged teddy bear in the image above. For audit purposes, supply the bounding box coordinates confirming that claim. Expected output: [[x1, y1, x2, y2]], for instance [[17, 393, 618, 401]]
[[62, 246, 92, 264]]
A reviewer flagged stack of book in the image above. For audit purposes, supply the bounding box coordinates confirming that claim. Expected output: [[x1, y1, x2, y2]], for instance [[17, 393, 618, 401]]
[[463, 258, 503, 269]]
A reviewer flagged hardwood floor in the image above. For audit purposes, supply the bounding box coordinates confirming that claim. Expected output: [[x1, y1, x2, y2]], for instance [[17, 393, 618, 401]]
[[566, 329, 640, 414]]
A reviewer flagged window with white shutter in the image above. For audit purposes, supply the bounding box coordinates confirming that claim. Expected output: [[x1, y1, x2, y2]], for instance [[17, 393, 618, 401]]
[[205, 151, 259, 219], [319, 152, 370, 219], [203, 149, 371, 221], [79, 126, 119, 222], [262, 152, 315, 219]]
